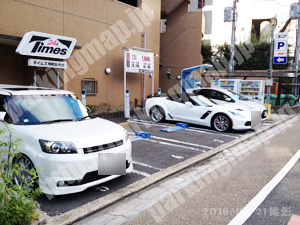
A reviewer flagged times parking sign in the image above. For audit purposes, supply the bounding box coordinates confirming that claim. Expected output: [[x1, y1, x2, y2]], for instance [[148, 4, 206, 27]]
[[274, 32, 288, 64]]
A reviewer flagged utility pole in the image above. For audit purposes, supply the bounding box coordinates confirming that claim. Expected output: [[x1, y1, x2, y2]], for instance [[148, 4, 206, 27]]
[[267, 24, 275, 105], [229, 0, 238, 74], [292, 1, 300, 96]]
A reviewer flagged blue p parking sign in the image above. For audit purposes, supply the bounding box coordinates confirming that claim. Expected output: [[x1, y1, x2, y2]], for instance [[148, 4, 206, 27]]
[[274, 33, 288, 64], [275, 41, 287, 51]]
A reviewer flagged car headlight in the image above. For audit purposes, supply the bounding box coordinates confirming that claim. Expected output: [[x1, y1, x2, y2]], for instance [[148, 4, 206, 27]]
[[39, 139, 77, 154], [229, 111, 245, 119], [123, 129, 129, 142]]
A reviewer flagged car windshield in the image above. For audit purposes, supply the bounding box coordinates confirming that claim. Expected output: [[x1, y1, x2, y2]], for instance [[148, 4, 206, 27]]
[[227, 91, 250, 101], [8, 94, 89, 125], [190, 95, 215, 107]]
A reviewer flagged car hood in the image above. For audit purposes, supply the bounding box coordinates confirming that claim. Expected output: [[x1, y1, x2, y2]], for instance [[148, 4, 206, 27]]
[[238, 100, 266, 111], [13, 118, 125, 148], [220, 103, 250, 112]]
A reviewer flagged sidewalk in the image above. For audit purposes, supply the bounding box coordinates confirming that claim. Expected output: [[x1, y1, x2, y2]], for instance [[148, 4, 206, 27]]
[[77, 114, 300, 225]]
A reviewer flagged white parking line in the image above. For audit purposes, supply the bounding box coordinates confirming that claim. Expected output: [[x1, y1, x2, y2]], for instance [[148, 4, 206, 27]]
[[133, 161, 163, 171], [214, 139, 225, 143], [129, 120, 241, 138], [186, 128, 240, 139], [228, 148, 300, 225], [145, 139, 206, 153], [133, 119, 243, 137], [129, 120, 171, 128], [150, 135, 213, 150], [132, 169, 151, 177], [128, 132, 212, 150], [187, 126, 243, 137], [172, 155, 184, 159]]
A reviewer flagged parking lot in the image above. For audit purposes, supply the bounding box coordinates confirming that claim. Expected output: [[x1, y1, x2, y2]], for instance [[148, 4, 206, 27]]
[[37, 114, 249, 218]]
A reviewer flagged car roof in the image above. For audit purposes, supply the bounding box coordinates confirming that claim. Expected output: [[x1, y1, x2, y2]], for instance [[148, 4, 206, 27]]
[[195, 87, 235, 94], [197, 87, 228, 92], [0, 84, 74, 96]]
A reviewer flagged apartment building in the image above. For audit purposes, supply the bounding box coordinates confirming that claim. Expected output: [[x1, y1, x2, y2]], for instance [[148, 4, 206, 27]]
[[202, 0, 298, 47]]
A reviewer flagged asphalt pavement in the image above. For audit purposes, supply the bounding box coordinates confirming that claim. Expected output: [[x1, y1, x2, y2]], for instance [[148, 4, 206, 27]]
[[38, 111, 292, 223], [37, 113, 245, 218], [76, 114, 300, 225], [245, 160, 300, 225]]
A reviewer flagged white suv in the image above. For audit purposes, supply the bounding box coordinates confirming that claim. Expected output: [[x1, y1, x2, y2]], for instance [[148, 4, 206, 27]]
[[194, 88, 268, 119], [0, 85, 133, 195]]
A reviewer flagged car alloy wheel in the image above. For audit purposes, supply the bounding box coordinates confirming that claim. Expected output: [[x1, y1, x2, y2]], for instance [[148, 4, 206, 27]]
[[14, 155, 36, 191], [213, 115, 230, 132], [151, 107, 164, 122]]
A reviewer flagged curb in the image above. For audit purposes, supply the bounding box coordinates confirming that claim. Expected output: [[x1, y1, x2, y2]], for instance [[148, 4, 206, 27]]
[[46, 114, 299, 225]]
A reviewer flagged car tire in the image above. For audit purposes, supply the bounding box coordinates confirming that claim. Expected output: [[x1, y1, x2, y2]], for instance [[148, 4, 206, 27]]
[[13, 154, 38, 191], [150, 106, 165, 123], [211, 114, 232, 132]]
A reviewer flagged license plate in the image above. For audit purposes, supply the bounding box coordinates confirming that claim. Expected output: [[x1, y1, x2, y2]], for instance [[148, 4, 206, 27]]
[[98, 153, 126, 175]]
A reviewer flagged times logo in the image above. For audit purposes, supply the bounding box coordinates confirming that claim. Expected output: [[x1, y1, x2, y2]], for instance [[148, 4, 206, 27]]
[[16, 31, 76, 59], [30, 35, 72, 56]]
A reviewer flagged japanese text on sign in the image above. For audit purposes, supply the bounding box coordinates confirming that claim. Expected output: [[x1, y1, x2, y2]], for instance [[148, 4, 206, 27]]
[[28, 59, 67, 69], [124, 49, 154, 74]]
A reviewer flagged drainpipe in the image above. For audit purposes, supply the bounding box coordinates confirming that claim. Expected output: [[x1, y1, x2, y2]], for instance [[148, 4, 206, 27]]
[[142, 32, 146, 107]]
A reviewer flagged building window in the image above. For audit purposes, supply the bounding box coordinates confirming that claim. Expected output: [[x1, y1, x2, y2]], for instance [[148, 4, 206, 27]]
[[203, 11, 213, 34], [198, 0, 213, 8], [117, 0, 139, 7], [205, 0, 213, 6], [198, 0, 205, 9], [82, 79, 98, 96]]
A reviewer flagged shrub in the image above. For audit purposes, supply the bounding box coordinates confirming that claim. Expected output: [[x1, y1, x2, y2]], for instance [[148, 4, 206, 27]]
[[86, 104, 98, 114], [0, 124, 41, 225]]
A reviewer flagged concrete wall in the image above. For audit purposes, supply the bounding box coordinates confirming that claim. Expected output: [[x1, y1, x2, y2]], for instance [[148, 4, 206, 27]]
[[0, 0, 161, 109]]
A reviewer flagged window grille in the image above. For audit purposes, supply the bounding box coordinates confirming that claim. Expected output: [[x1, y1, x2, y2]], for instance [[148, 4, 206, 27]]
[[82, 79, 98, 96]]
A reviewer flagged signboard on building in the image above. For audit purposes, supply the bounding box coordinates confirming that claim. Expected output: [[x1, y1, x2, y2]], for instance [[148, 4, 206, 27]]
[[28, 59, 67, 69], [16, 31, 76, 59], [124, 49, 154, 74], [274, 32, 288, 64]]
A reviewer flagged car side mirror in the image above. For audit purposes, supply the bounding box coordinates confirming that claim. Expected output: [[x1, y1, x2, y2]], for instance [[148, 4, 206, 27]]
[[185, 102, 193, 107], [86, 107, 91, 113], [225, 98, 233, 102], [0, 112, 6, 121]]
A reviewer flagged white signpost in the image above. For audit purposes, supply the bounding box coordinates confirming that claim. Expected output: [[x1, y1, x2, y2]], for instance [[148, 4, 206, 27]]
[[123, 48, 156, 118], [28, 59, 67, 69], [274, 32, 288, 64], [16, 31, 76, 88]]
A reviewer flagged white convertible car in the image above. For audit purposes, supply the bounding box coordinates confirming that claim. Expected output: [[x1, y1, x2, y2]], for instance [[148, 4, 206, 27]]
[[145, 93, 252, 132]]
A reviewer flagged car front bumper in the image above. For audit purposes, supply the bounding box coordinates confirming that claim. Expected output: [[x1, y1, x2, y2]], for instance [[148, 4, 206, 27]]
[[231, 116, 252, 130], [36, 140, 133, 195]]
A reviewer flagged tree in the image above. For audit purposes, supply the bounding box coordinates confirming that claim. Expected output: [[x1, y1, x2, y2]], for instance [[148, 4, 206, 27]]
[[0, 124, 41, 225], [201, 42, 291, 70]]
